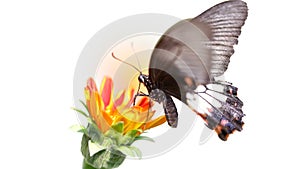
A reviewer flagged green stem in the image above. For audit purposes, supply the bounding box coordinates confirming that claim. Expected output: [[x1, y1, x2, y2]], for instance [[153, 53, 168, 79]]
[[82, 159, 97, 169], [101, 148, 111, 168], [82, 159, 112, 169]]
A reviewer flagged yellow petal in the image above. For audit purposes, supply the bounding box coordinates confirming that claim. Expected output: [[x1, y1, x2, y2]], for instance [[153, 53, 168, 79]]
[[89, 91, 111, 133], [131, 106, 155, 122], [122, 88, 134, 108]]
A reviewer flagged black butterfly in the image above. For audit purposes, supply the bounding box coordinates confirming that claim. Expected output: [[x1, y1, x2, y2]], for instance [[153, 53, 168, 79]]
[[114, 0, 248, 141]]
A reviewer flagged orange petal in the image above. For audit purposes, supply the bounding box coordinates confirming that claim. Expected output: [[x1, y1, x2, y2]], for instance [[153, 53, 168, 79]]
[[124, 121, 143, 134], [100, 76, 113, 109], [111, 111, 137, 134], [85, 78, 98, 116], [122, 109, 141, 123], [100, 109, 113, 131], [123, 113, 144, 133], [119, 109, 142, 133], [88, 91, 100, 125], [144, 115, 167, 130], [88, 91, 112, 133], [112, 113, 125, 124], [84, 87, 91, 111], [131, 106, 155, 121]]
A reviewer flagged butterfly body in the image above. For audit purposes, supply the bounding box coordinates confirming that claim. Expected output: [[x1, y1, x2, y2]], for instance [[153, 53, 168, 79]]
[[138, 74, 178, 127]]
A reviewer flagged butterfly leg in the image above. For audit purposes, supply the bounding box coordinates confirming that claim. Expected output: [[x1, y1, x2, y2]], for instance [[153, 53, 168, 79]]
[[132, 91, 152, 130], [133, 91, 148, 106]]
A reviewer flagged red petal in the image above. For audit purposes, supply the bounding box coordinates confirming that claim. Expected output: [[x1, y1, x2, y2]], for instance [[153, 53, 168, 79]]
[[114, 90, 125, 107], [100, 77, 113, 108], [127, 89, 135, 107], [137, 97, 149, 107], [86, 77, 98, 93]]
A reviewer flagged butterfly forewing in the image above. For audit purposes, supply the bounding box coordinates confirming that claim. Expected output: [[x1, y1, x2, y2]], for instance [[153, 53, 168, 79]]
[[150, 0, 248, 96], [192, 0, 248, 77]]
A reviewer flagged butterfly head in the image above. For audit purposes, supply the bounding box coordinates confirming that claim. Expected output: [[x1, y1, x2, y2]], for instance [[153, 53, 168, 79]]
[[138, 74, 146, 83], [138, 74, 153, 93]]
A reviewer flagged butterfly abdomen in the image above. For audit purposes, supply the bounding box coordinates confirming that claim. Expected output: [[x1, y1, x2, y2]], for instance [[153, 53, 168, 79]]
[[149, 89, 178, 128], [163, 94, 178, 128]]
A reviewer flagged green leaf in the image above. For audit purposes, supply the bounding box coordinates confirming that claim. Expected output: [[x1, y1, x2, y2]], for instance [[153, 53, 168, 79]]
[[125, 129, 138, 138], [87, 149, 126, 169], [119, 130, 138, 145], [133, 135, 155, 143], [82, 159, 97, 169], [87, 123, 104, 145], [116, 146, 135, 157], [87, 118, 94, 124], [119, 136, 132, 146], [69, 124, 86, 133], [81, 130, 126, 169], [81, 134, 90, 159], [111, 122, 124, 133], [106, 150, 126, 168], [100, 137, 114, 148], [72, 107, 89, 118], [128, 146, 142, 159], [80, 100, 89, 113], [89, 141, 106, 156], [115, 146, 142, 159], [87, 149, 107, 168], [104, 129, 122, 146]]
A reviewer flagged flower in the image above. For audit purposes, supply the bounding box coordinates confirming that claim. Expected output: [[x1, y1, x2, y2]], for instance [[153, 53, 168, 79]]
[[84, 76, 166, 134], [73, 76, 167, 169]]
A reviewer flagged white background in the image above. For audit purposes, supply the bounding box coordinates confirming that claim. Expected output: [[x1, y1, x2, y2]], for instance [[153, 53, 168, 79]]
[[1, 0, 300, 168]]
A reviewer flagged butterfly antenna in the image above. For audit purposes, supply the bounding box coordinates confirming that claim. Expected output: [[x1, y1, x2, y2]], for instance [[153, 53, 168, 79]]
[[129, 42, 144, 107], [112, 52, 144, 107], [130, 42, 150, 130], [111, 52, 141, 73], [131, 42, 142, 71]]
